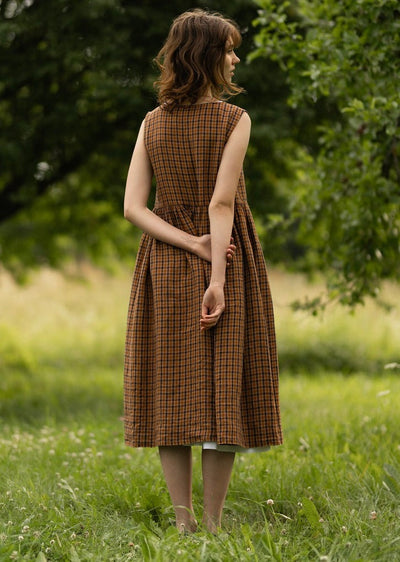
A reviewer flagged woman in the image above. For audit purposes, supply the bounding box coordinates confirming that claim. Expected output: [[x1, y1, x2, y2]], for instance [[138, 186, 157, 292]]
[[123, 9, 282, 534]]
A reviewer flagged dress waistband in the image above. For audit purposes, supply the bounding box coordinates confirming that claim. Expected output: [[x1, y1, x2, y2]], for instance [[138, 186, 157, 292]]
[[154, 199, 247, 210]]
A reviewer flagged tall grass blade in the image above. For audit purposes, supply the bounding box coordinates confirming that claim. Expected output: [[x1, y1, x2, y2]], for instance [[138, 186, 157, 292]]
[[383, 464, 400, 495]]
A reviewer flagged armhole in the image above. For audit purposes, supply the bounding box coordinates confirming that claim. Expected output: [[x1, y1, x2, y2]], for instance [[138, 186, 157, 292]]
[[225, 107, 247, 143], [143, 111, 151, 150]]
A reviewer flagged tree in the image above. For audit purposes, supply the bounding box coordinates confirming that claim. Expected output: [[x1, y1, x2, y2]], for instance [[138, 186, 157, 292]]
[[1, 0, 301, 277], [252, 0, 400, 308], [0, 0, 156, 275]]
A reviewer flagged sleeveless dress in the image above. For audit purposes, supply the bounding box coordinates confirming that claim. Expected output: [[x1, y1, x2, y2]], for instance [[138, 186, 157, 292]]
[[124, 101, 283, 450]]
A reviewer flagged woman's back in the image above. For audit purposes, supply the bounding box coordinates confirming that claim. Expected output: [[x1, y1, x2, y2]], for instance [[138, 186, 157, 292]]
[[145, 101, 247, 209]]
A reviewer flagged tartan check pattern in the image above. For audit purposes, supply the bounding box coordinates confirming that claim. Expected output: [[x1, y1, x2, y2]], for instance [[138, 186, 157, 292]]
[[124, 101, 283, 448]]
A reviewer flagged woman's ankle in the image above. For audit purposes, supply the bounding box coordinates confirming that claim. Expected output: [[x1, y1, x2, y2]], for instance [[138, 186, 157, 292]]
[[175, 506, 198, 533], [176, 517, 198, 534], [201, 513, 221, 534]]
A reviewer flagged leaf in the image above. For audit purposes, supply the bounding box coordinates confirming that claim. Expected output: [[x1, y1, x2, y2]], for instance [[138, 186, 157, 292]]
[[69, 547, 81, 562], [299, 497, 322, 531], [257, 523, 283, 561], [35, 554, 47, 562], [241, 523, 256, 553], [138, 532, 158, 562]]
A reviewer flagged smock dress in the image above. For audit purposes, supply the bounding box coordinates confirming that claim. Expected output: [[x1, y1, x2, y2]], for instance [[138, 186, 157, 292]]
[[124, 101, 282, 451]]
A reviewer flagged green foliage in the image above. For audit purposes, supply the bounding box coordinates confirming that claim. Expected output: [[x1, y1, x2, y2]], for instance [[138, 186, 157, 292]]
[[252, 0, 400, 308], [0, 325, 36, 373], [0, 0, 163, 274], [2, 371, 400, 560]]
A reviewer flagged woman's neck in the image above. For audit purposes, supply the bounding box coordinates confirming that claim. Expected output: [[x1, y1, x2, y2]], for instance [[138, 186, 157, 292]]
[[196, 91, 217, 104]]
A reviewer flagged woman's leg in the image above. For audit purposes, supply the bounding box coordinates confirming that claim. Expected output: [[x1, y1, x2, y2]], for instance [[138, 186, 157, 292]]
[[201, 449, 235, 533], [158, 446, 197, 532]]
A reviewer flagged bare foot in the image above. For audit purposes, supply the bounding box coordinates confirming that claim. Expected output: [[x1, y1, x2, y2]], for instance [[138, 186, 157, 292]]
[[177, 519, 198, 534], [202, 514, 220, 534]]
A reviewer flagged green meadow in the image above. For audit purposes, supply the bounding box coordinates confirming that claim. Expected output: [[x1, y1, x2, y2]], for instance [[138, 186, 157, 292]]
[[1, 266, 400, 561]]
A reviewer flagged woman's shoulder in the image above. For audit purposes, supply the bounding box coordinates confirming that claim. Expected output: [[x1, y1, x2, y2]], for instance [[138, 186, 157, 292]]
[[145, 106, 163, 120], [218, 100, 247, 114], [218, 100, 246, 110], [215, 102, 249, 137], [142, 106, 169, 132]]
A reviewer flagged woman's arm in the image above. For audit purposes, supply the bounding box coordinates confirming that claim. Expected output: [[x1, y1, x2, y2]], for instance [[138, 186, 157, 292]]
[[200, 112, 251, 331]]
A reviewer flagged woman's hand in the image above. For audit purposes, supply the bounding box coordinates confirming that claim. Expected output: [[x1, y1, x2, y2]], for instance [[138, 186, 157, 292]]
[[200, 282, 225, 332], [195, 235, 236, 267]]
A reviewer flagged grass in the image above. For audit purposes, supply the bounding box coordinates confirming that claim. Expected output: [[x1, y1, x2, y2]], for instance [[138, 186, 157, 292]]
[[1, 265, 400, 561]]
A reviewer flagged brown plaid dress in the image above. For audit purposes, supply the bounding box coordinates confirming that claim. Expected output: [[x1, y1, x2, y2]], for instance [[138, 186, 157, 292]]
[[124, 101, 283, 449]]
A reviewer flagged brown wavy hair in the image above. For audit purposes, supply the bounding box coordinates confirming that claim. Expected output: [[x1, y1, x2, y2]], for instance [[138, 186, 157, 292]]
[[154, 9, 243, 109]]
